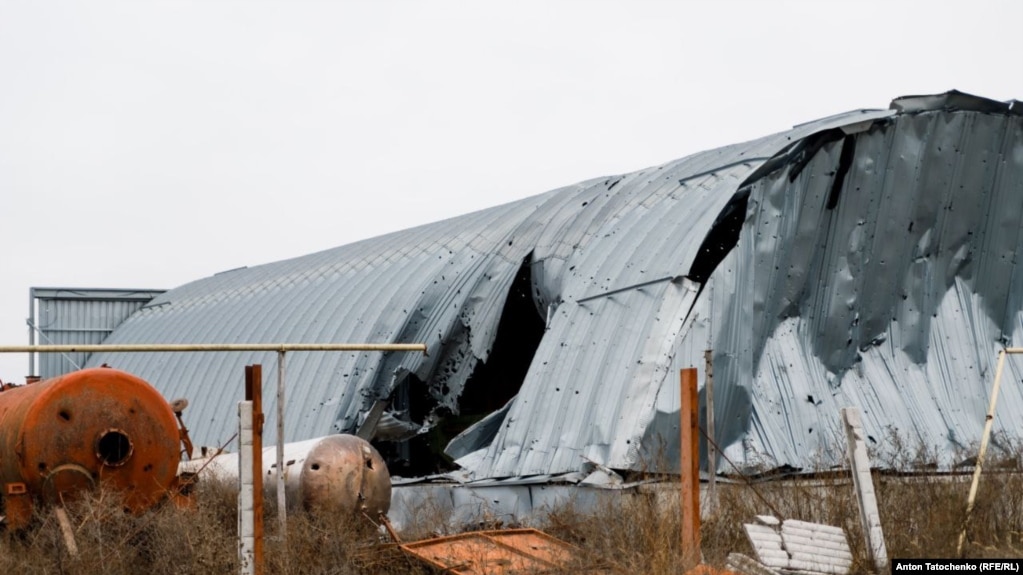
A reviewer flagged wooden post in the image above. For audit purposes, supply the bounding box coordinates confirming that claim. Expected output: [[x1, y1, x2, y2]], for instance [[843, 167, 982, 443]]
[[680, 367, 701, 561], [958, 350, 1009, 556], [841, 407, 887, 571], [704, 349, 716, 514], [244, 365, 265, 575]]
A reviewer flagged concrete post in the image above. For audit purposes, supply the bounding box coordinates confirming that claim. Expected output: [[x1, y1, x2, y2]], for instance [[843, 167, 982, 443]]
[[841, 407, 887, 571]]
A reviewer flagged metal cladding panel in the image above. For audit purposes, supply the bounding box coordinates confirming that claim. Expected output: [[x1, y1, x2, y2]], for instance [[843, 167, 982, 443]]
[[85, 91, 1023, 479], [32, 289, 164, 378]]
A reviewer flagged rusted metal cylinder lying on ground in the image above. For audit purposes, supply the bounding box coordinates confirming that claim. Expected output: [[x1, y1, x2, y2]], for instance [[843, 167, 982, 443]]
[[183, 434, 391, 516], [0, 367, 183, 528]]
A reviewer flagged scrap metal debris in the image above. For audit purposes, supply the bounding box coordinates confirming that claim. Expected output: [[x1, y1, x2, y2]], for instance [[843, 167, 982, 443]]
[[395, 527, 592, 575]]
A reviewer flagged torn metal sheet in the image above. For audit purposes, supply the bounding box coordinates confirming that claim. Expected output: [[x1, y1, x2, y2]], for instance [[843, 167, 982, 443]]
[[76, 90, 1022, 480], [459, 277, 702, 477], [707, 95, 1023, 469], [445, 396, 515, 460]]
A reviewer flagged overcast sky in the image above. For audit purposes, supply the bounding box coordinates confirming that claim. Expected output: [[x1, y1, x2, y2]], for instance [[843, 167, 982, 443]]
[[1, 0, 1021, 382]]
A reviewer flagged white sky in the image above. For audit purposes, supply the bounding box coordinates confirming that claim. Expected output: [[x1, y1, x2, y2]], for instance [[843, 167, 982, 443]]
[[1, 0, 1021, 382]]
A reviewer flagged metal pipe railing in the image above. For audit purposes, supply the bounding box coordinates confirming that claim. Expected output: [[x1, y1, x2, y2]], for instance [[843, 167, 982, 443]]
[[0, 343, 427, 353]]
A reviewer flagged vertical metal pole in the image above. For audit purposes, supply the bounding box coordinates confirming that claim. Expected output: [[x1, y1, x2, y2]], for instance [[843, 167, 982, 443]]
[[680, 367, 701, 561], [238, 399, 255, 575], [842, 407, 887, 571], [958, 350, 1009, 556], [245, 365, 265, 575], [704, 349, 716, 514], [28, 289, 36, 377], [276, 351, 287, 535]]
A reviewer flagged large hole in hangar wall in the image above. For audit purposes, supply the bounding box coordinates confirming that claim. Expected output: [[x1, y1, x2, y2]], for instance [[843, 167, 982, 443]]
[[374, 253, 547, 477], [688, 186, 751, 285]]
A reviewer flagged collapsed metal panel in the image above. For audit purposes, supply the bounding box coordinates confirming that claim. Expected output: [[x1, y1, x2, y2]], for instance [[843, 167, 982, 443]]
[[459, 278, 700, 477], [703, 102, 1023, 470]]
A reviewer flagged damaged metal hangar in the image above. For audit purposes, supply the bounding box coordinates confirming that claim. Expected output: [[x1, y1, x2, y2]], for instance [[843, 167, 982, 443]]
[[85, 91, 1023, 479]]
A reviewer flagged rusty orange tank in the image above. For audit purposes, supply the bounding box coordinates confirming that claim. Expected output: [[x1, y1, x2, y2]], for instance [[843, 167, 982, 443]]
[[0, 367, 183, 527]]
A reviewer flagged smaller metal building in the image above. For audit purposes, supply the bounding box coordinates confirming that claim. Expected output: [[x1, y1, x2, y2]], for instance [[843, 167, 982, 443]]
[[28, 288, 165, 378]]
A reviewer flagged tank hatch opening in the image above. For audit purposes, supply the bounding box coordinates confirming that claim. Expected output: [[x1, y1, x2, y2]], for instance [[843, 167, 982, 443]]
[[95, 428, 134, 467]]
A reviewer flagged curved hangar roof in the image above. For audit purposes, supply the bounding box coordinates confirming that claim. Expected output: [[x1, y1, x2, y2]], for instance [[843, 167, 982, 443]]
[[91, 91, 1023, 478]]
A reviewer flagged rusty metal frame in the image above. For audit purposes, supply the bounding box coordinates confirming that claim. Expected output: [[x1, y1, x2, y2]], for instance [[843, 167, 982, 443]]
[[398, 528, 579, 575]]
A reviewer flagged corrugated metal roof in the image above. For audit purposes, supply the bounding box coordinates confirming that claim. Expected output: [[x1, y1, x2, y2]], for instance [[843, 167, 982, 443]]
[[87, 91, 1023, 478]]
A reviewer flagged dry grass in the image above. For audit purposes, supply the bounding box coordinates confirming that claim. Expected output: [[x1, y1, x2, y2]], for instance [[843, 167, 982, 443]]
[[0, 478, 423, 575], [537, 440, 1023, 574], [4, 444, 1023, 574]]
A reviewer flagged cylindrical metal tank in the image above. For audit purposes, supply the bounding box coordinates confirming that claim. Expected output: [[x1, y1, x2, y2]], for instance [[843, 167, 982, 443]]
[[0, 367, 182, 515], [183, 434, 391, 516], [294, 434, 390, 516]]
